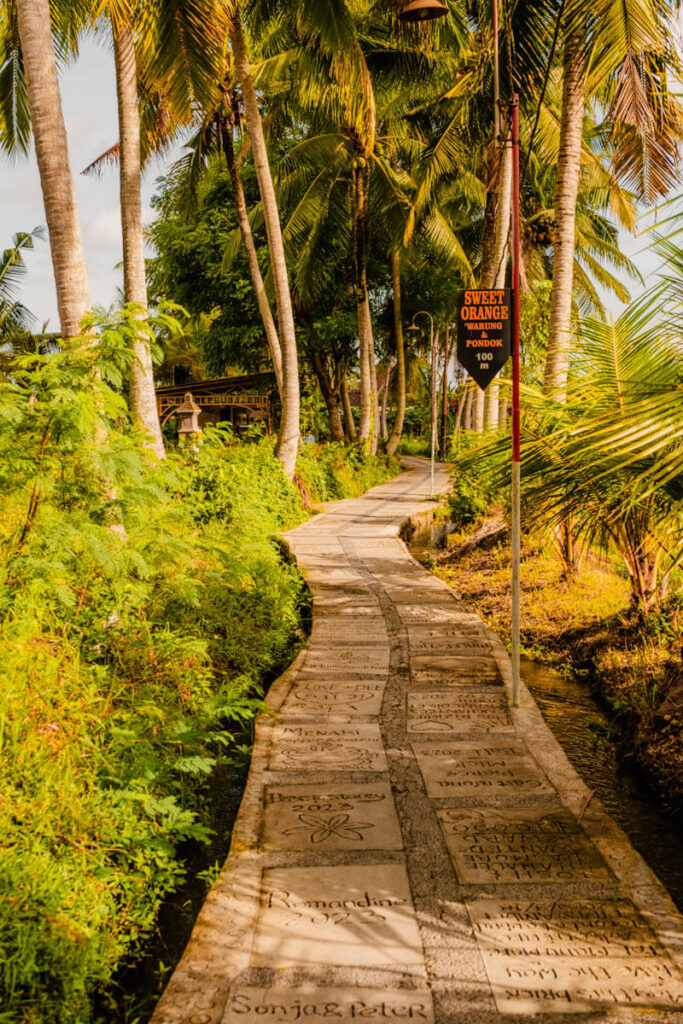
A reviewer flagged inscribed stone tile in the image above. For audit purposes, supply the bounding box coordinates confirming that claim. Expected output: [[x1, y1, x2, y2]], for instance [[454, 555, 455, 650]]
[[406, 624, 491, 642], [251, 865, 423, 967], [388, 589, 460, 605], [305, 646, 389, 669], [314, 603, 379, 618], [269, 723, 387, 772], [408, 636, 495, 657], [312, 620, 388, 642], [407, 692, 511, 736], [412, 740, 553, 798], [467, 898, 683, 1013], [298, 668, 388, 685], [399, 606, 483, 627], [280, 681, 385, 717], [262, 782, 402, 851], [396, 606, 468, 625], [410, 656, 503, 688], [438, 807, 611, 883], [223, 987, 434, 1024]]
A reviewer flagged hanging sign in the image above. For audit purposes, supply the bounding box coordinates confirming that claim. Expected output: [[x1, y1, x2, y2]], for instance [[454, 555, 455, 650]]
[[457, 288, 511, 390]]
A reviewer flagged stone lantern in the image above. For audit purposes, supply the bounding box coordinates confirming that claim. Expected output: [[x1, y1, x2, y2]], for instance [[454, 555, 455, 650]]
[[176, 392, 202, 444]]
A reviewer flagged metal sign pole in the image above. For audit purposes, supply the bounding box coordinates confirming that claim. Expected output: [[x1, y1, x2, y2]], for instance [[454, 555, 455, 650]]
[[511, 95, 521, 708], [430, 322, 437, 498], [493, 0, 501, 140]]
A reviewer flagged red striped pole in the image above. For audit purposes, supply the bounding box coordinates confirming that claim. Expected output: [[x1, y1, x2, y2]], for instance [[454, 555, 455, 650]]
[[511, 94, 521, 707]]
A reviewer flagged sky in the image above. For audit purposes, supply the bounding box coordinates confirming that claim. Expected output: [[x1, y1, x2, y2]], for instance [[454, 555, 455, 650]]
[[0, 37, 183, 332], [0, 36, 673, 332]]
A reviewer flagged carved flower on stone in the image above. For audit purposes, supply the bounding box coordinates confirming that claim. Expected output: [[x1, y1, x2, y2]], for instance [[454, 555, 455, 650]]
[[283, 813, 375, 844]]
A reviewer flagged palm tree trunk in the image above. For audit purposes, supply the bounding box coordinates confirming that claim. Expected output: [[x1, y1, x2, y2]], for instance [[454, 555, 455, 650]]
[[222, 100, 283, 397], [380, 364, 392, 442], [386, 250, 406, 456], [113, 21, 165, 459], [352, 162, 375, 447], [230, 10, 299, 476], [370, 337, 380, 454], [463, 385, 473, 431], [543, 34, 588, 400], [16, 0, 89, 338], [341, 376, 356, 442], [472, 387, 485, 432], [440, 325, 450, 456], [311, 351, 344, 442], [357, 293, 373, 442]]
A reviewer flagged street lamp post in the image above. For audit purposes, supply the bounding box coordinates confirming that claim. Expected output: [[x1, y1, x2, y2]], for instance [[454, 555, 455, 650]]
[[409, 310, 437, 499]]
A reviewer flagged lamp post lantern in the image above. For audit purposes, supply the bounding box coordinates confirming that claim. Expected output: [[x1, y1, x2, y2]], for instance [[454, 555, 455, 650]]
[[398, 0, 449, 21], [409, 310, 437, 498]]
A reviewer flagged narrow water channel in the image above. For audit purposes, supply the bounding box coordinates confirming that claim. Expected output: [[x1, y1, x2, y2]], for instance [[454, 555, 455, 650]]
[[522, 657, 683, 912]]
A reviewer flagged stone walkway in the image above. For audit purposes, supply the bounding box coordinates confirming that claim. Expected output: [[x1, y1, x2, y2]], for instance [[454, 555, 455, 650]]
[[152, 458, 683, 1024]]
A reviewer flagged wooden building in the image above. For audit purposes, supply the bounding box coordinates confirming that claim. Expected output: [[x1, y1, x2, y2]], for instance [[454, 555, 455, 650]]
[[155, 373, 276, 435]]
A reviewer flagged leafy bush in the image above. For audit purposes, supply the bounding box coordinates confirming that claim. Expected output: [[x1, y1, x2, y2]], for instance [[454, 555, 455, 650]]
[[0, 313, 400, 1023], [296, 442, 400, 502], [447, 474, 490, 527], [396, 436, 430, 456]]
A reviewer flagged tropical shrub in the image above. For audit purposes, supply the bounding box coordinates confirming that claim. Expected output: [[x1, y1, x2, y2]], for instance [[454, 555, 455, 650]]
[[455, 271, 683, 612], [296, 441, 400, 502], [0, 308, 402, 1022], [447, 474, 490, 528]]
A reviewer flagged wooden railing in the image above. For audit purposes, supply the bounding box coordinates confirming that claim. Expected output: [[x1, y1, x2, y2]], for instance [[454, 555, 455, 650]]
[[158, 392, 270, 414]]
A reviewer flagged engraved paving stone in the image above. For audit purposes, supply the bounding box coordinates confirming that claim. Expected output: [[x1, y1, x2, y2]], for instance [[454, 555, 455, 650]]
[[408, 636, 496, 656], [405, 623, 490, 640], [408, 692, 511, 736], [262, 783, 403, 851], [281, 681, 386, 717], [397, 605, 473, 624], [305, 646, 389, 670], [252, 865, 424, 967], [223, 987, 435, 1024], [411, 656, 503, 688], [311, 622, 388, 643], [467, 898, 683, 1013], [412, 741, 553, 798], [269, 723, 387, 772], [438, 807, 612, 883]]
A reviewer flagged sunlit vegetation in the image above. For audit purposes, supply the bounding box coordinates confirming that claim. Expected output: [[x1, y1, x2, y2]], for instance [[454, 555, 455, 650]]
[[2, 0, 683, 1017]]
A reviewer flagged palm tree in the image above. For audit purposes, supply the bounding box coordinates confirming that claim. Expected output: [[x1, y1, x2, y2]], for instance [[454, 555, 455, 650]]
[[14, 0, 90, 338], [111, 12, 165, 456], [0, 227, 44, 349], [542, 32, 587, 399], [543, 0, 683, 399], [386, 249, 406, 455], [152, 92, 285, 397], [229, 9, 299, 476], [462, 262, 683, 610]]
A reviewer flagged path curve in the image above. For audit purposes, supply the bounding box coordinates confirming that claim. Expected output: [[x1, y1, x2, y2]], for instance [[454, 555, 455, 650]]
[[152, 458, 683, 1024]]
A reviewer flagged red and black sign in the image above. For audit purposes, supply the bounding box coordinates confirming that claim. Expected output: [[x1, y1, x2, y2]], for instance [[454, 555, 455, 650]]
[[457, 288, 511, 390]]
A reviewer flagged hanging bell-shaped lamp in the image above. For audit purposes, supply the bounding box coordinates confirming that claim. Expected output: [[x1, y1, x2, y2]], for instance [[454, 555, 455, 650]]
[[399, 0, 449, 22]]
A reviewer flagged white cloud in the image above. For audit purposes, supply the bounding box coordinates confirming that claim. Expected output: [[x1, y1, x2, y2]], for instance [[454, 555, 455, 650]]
[[84, 207, 122, 253]]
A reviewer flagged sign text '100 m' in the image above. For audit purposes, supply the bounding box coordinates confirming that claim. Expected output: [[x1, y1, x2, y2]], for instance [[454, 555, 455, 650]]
[[456, 289, 512, 391]]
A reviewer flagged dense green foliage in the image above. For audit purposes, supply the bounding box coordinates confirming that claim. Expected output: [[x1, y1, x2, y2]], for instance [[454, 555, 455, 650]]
[[297, 441, 400, 503], [450, 263, 683, 609], [147, 166, 271, 379], [0, 319, 398, 1024]]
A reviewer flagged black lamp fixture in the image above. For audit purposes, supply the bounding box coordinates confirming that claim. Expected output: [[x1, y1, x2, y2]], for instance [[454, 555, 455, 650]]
[[398, 0, 449, 22]]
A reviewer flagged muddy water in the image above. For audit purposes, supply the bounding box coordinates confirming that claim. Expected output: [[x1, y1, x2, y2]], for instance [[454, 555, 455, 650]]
[[522, 657, 683, 912]]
